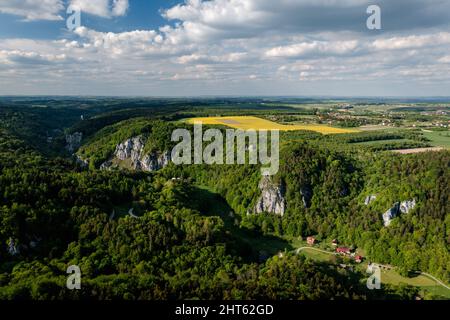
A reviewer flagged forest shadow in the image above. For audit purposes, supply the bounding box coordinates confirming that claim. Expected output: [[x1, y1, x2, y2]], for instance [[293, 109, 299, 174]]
[[192, 186, 293, 263]]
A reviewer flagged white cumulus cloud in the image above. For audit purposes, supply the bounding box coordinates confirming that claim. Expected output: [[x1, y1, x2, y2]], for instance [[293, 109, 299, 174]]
[[0, 0, 64, 21], [69, 0, 129, 18]]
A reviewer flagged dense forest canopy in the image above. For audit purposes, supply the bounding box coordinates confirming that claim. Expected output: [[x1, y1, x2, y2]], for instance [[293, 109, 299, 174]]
[[0, 98, 448, 300]]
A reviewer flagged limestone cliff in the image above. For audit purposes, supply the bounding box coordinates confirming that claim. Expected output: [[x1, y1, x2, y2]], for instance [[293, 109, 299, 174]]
[[400, 199, 416, 214], [383, 202, 400, 227], [254, 176, 286, 216], [382, 199, 416, 226], [101, 136, 170, 172], [65, 132, 83, 153]]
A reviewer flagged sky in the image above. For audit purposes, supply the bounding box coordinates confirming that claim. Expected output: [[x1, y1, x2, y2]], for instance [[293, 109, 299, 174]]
[[0, 0, 450, 97]]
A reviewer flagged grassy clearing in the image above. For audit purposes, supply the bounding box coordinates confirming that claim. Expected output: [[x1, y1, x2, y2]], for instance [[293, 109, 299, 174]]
[[297, 248, 334, 262], [423, 130, 450, 148], [374, 267, 450, 299], [187, 116, 359, 134], [287, 238, 450, 299]]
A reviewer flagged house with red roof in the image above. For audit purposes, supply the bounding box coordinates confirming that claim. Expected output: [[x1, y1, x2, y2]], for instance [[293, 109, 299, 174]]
[[336, 247, 351, 255]]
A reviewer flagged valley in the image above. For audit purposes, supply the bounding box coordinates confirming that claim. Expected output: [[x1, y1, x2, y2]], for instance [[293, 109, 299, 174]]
[[0, 96, 448, 301]]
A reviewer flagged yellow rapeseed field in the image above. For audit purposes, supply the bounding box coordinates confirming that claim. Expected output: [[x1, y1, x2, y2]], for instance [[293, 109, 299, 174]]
[[187, 116, 359, 134]]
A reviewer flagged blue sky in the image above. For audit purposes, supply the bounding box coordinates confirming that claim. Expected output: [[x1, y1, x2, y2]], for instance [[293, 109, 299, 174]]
[[0, 1, 181, 39], [0, 0, 450, 97]]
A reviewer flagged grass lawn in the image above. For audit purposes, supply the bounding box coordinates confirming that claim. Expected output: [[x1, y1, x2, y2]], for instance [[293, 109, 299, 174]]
[[423, 130, 450, 148], [352, 263, 450, 299], [297, 248, 334, 262]]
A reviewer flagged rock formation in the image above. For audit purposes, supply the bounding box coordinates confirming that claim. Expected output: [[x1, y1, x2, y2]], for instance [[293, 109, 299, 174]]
[[140, 151, 171, 171], [254, 176, 286, 216], [65, 132, 83, 153], [300, 186, 312, 208], [383, 202, 400, 227], [8, 238, 19, 256], [382, 199, 417, 227], [75, 154, 89, 167], [101, 136, 170, 172], [400, 199, 416, 214]]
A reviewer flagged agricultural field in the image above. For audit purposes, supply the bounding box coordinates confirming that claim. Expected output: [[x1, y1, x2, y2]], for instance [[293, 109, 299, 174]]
[[187, 116, 359, 134]]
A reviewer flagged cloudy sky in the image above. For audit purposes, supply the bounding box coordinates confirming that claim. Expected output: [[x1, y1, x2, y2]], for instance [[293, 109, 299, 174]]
[[0, 0, 450, 97]]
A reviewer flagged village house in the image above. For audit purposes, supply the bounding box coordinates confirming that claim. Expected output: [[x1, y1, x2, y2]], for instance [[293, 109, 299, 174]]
[[307, 236, 316, 245], [355, 255, 363, 263], [336, 247, 351, 255], [331, 239, 338, 246]]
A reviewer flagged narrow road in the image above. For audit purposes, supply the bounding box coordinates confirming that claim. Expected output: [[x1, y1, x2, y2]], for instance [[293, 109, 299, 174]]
[[416, 271, 450, 291], [295, 246, 450, 292]]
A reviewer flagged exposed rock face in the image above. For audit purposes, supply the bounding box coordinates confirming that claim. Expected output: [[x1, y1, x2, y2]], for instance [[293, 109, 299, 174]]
[[115, 136, 144, 165], [75, 154, 89, 167], [300, 187, 312, 208], [382, 199, 417, 226], [383, 202, 400, 227], [365, 195, 377, 206], [254, 176, 286, 216], [65, 132, 83, 153], [400, 199, 416, 214], [101, 136, 170, 172], [8, 238, 19, 256], [140, 151, 171, 171]]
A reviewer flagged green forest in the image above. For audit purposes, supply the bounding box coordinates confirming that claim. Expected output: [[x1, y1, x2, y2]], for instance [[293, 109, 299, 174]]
[[0, 98, 448, 300]]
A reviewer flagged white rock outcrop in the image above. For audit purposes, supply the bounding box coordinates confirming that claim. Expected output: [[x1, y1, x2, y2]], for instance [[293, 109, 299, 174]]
[[140, 151, 171, 171], [400, 199, 416, 214], [383, 202, 400, 227], [101, 136, 170, 172], [254, 176, 286, 216], [382, 199, 417, 227]]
